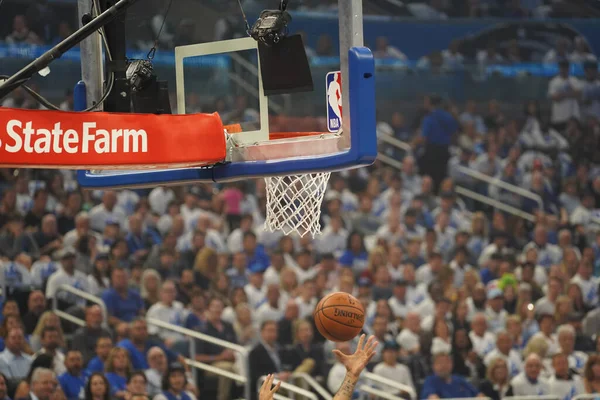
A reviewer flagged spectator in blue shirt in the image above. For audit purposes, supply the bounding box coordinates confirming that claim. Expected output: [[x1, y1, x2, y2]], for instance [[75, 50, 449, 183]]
[[116, 318, 182, 370], [243, 232, 270, 271], [421, 352, 481, 399], [58, 350, 86, 400], [102, 267, 145, 326], [338, 231, 369, 272], [85, 336, 112, 376], [417, 95, 460, 193], [104, 347, 132, 398]]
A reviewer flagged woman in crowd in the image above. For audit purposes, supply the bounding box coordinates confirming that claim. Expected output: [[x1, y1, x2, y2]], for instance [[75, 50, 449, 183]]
[[104, 347, 133, 399], [231, 302, 257, 347], [451, 327, 485, 383], [141, 269, 162, 309], [153, 364, 197, 400], [30, 311, 65, 352], [583, 355, 600, 394], [87, 254, 111, 296], [479, 358, 513, 400], [127, 371, 149, 397], [84, 372, 111, 400]]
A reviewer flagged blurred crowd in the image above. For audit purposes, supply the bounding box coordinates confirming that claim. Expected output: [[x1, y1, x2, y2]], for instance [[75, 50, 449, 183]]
[[0, 2, 600, 400]]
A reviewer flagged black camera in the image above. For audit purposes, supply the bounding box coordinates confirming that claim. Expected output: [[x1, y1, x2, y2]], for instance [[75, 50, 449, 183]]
[[126, 59, 154, 92], [250, 4, 291, 46]]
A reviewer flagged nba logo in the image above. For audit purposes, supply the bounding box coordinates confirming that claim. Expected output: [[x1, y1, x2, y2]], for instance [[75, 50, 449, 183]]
[[326, 71, 342, 133]]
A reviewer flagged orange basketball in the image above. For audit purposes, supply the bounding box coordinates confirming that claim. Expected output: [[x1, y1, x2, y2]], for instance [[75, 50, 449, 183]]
[[313, 292, 365, 342]]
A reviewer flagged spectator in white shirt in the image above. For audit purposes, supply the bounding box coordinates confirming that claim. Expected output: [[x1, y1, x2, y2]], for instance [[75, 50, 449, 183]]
[[295, 279, 318, 320], [485, 288, 508, 334], [548, 59, 582, 130], [535, 276, 563, 315], [569, 37, 597, 64], [292, 250, 317, 284], [530, 313, 560, 356], [570, 261, 598, 308], [148, 187, 175, 215], [145, 347, 168, 397], [442, 40, 465, 71], [544, 39, 571, 64], [524, 225, 563, 269], [255, 284, 284, 326], [469, 313, 496, 358], [484, 331, 523, 377], [88, 191, 127, 232], [450, 247, 472, 287], [372, 341, 415, 398], [477, 43, 505, 66], [373, 36, 407, 60], [0, 327, 32, 380], [263, 250, 286, 287], [244, 266, 266, 309], [315, 215, 348, 257], [34, 326, 67, 376], [548, 352, 585, 400], [570, 192, 598, 230], [45, 248, 89, 309], [416, 252, 443, 286], [146, 281, 187, 346], [396, 312, 422, 355], [388, 279, 411, 319], [226, 214, 254, 254], [510, 354, 550, 396], [556, 324, 588, 373]]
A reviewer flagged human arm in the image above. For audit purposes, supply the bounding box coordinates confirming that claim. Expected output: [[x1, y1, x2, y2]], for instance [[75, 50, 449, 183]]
[[258, 374, 282, 400], [332, 334, 379, 400]]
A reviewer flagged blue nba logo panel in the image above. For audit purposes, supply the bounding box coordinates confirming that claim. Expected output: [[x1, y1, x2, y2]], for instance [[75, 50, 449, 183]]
[[326, 71, 342, 133]]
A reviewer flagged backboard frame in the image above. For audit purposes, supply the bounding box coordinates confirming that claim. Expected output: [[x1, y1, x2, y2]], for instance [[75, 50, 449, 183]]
[[175, 37, 270, 145], [75, 0, 376, 188]]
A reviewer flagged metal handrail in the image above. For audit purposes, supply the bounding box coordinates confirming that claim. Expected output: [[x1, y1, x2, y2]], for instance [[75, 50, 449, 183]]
[[358, 384, 402, 400], [184, 358, 246, 383], [377, 134, 544, 210], [291, 372, 333, 400], [53, 284, 108, 325], [456, 165, 544, 210], [573, 396, 600, 400], [504, 397, 560, 400], [456, 186, 536, 222], [378, 133, 412, 152], [147, 318, 250, 400], [378, 152, 403, 170], [49, 291, 252, 400], [258, 375, 319, 400], [364, 371, 417, 400]]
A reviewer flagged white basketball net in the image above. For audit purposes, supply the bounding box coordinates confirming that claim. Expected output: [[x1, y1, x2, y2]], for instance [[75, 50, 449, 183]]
[[264, 172, 331, 237]]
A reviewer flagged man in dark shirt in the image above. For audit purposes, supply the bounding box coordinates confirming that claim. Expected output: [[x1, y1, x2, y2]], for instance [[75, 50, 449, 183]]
[[22, 290, 47, 334], [24, 188, 49, 230], [416, 95, 459, 193], [196, 297, 238, 400], [70, 305, 112, 364]]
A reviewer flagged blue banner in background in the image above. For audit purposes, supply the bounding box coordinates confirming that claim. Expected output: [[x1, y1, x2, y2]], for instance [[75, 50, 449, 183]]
[[289, 13, 600, 60]]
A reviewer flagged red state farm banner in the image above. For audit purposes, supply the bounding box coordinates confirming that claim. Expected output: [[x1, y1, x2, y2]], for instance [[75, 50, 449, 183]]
[[0, 108, 227, 169]]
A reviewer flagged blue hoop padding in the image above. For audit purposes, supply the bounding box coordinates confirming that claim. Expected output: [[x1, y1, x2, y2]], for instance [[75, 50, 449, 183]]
[[76, 46, 377, 188]]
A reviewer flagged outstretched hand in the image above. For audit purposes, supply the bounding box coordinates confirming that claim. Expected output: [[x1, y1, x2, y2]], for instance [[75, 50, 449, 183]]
[[332, 334, 379, 378], [259, 374, 281, 400]]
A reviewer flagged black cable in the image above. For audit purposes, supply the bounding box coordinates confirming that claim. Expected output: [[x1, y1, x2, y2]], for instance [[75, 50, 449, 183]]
[[236, 0, 252, 36], [147, 0, 174, 60]]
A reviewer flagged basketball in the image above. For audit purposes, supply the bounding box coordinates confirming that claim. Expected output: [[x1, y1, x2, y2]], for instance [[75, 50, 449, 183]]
[[313, 292, 365, 342]]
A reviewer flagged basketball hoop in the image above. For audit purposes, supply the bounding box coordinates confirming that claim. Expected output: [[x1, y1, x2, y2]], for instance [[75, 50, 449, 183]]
[[264, 172, 331, 237]]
